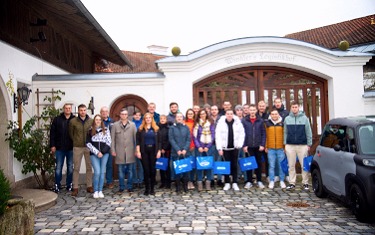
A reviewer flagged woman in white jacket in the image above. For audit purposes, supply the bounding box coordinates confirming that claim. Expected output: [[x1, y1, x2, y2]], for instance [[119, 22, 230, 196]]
[[215, 109, 245, 191]]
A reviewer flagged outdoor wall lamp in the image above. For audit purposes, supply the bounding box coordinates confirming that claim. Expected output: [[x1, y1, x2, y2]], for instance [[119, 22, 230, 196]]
[[88, 96, 95, 115], [13, 86, 32, 113], [30, 31, 47, 43], [371, 17, 375, 25]]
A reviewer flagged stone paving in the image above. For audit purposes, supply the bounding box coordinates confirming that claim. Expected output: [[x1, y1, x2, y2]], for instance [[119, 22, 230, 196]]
[[35, 181, 375, 235]]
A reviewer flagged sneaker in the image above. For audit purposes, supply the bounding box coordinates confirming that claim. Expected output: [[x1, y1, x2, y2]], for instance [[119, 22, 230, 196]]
[[268, 181, 274, 189], [223, 183, 231, 191], [303, 184, 309, 191], [286, 184, 295, 190], [280, 181, 286, 189], [66, 183, 72, 192], [244, 182, 252, 189], [98, 191, 104, 198], [232, 183, 240, 191], [93, 191, 99, 199], [274, 176, 280, 182], [258, 181, 265, 189], [52, 184, 60, 193]]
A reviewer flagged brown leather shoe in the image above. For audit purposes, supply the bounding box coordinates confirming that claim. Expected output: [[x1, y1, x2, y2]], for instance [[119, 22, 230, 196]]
[[71, 188, 78, 197], [86, 187, 94, 193], [107, 183, 114, 189]]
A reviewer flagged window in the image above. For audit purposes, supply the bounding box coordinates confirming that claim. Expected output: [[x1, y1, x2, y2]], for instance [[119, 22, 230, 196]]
[[359, 124, 375, 154], [321, 124, 345, 149]]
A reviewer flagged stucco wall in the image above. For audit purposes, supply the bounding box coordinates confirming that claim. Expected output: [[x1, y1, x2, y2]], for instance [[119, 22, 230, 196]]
[[0, 41, 67, 183]]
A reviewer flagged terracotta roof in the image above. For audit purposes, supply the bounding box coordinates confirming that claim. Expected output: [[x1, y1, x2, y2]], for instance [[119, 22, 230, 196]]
[[97, 51, 166, 73], [285, 15, 375, 49]]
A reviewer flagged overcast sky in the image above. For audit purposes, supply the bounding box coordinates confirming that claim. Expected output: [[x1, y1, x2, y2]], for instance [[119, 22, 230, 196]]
[[80, 0, 375, 55]]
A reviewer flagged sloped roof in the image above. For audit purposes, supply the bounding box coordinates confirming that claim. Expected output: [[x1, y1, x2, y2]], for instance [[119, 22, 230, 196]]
[[22, 0, 132, 67], [103, 51, 166, 73], [285, 15, 375, 49]]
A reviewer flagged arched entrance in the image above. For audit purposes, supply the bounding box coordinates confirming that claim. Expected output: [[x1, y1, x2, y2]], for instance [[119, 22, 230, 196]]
[[193, 66, 328, 142], [110, 94, 148, 121], [0, 75, 14, 184]]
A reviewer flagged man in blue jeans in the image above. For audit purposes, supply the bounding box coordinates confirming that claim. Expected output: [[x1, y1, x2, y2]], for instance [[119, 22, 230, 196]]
[[100, 106, 115, 189], [111, 109, 137, 193], [50, 103, 75, 193]]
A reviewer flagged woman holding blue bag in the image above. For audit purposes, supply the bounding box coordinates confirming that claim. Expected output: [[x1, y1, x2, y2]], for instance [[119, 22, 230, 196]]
[[168, 112, 191, 193], [215, 109, 245, 191], [193, 109, 215, 191]]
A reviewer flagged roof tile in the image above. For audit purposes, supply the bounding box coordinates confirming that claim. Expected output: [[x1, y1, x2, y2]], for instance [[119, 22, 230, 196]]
[[285, 15, 375, 49]]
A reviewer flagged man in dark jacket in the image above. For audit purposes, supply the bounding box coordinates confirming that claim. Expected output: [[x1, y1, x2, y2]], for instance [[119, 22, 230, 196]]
[[273, 98, 289, 121], [50, 103, 75, 193], [100, 106, 115, 189], [242, 104, 266, 189]]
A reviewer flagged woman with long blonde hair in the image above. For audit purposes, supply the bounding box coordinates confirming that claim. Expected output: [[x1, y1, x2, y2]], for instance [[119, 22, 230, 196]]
[[136, 112, 161, 195]]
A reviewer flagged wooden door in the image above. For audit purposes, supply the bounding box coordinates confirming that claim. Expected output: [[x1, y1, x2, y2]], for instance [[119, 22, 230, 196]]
[[193, 66, 328, 142]]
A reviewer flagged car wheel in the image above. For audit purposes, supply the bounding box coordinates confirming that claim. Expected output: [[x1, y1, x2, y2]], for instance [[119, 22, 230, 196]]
[[350, 184, 370, 222], [312, 169, 327, 198]]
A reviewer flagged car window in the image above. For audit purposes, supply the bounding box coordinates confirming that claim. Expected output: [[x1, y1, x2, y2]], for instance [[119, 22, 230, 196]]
[[321, 124, 346, 149], [359, 124, 375, 154], [342, 127, 357, 153]]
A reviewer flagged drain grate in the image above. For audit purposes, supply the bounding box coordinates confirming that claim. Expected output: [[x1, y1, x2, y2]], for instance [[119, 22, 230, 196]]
[[286, 201, 310, 207]]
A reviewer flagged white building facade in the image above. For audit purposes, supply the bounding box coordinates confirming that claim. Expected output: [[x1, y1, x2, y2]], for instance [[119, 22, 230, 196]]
[[1, 37, 374, 186]]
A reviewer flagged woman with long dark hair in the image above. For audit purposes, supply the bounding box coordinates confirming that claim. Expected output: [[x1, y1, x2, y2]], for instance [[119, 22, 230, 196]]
[[86, 114, 111, 198]]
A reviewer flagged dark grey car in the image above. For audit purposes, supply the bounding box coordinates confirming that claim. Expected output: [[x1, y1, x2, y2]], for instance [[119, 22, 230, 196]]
[[311, 116, 375, 222]]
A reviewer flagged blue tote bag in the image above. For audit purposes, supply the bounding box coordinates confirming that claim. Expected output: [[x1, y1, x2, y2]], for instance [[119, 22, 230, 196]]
[[303, 155, 313, 172], [189, 156, 196, 169], [155, 157, 168, 171], [238, 154, 258, 171], [173, 156, 192, 174], [196, 155, 214, 170], [280, 157, 289, 174], [213, 155, 231, 175]]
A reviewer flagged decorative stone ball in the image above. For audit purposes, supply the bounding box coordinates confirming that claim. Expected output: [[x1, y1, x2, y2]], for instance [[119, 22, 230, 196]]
[[338, 40, 350, 51], [171, 47, 181, 56]]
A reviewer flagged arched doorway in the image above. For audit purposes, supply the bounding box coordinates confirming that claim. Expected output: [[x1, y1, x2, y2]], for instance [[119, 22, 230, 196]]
[[193, 66, 328, 142], [110, 94, 148, 121], [0, 75, 14, 184]]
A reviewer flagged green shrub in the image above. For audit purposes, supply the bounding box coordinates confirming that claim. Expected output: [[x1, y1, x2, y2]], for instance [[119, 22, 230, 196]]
[[0, 168, 11, 216]]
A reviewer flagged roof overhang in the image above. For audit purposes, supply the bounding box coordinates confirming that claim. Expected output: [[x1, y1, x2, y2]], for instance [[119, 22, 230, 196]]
[[24, 0, 132, 68]]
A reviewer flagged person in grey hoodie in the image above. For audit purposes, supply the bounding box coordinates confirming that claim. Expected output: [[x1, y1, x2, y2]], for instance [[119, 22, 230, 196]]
[[283, 101, 312, 191]]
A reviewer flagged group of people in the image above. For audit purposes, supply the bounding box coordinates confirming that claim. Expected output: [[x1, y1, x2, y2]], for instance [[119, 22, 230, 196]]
[[49, 98, 312, 198]]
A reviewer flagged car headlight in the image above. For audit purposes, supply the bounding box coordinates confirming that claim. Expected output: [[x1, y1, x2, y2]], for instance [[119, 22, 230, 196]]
[[363, 159, 375, 167]]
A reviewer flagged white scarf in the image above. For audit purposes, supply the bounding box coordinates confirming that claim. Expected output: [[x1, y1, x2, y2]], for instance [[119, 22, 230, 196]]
[[193, 119, 212, 144]]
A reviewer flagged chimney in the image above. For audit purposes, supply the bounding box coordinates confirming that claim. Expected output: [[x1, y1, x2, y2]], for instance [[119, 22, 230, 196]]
[[147, 45, 169, 56]]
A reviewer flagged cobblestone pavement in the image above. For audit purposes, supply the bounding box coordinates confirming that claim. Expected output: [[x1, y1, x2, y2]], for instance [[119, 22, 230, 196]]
[[35, 181, 375, 235]]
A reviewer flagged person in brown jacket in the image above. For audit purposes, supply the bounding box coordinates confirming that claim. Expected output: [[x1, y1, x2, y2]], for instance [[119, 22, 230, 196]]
[[111, 108, 137, 193], [69, 104, 93, 196], [264, 109, 286, 189]]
